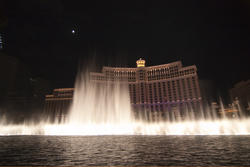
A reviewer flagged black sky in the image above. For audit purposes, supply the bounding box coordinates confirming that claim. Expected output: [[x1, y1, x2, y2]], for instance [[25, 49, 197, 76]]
[[1, 0, 250, 92]]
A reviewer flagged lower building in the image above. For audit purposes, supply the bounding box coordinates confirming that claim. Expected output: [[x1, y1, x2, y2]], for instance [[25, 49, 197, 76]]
[[44, 88, 74, 122]]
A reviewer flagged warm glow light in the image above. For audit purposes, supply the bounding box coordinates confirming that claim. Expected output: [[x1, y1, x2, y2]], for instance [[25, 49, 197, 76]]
[[136, 58, 146, 67], [1, 119, 250, 136]]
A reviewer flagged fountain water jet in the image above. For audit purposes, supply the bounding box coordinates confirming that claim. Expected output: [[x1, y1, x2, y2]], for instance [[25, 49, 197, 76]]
[[1, 71, 250, 135], [67, 75, 133, 125]]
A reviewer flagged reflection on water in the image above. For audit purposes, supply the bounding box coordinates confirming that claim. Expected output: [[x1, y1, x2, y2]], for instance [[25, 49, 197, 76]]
[[0, 136, 250, 166]]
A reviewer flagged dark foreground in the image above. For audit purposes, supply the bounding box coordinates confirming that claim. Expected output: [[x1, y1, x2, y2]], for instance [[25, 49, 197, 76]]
[[0, 135, 250, 166]]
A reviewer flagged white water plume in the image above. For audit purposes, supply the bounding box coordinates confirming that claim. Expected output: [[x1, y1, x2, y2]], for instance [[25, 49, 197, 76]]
[[1, 119, 250, 136], [67, 73, 133, 125]]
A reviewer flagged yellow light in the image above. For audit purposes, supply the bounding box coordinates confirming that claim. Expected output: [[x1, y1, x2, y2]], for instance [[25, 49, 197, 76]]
[[136, 58, 146, 67]]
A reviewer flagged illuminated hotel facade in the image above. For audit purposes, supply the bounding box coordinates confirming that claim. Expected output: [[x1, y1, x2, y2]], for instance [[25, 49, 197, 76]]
[[90, 58, 202, 120], [45, 59, 202, 120]]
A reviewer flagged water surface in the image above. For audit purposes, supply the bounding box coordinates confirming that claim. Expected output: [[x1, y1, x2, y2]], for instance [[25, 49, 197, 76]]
[[0, 135, 250, 166]]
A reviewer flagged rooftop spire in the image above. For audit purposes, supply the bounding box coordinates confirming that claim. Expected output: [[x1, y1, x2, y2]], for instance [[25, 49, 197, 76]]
[[136, 58, 146, 67]]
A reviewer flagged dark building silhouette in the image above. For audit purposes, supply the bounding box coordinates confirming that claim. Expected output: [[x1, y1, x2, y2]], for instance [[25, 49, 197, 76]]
[[0, 54, 51, 123], [199, 80, 217, 103], [0, 55, 32, 122]]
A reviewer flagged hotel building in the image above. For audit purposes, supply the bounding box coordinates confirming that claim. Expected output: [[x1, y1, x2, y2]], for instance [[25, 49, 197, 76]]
[[45, 59, 202, 121]]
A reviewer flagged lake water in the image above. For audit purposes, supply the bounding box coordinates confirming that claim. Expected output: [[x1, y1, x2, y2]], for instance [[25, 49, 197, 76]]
[[0, 135, 250, 166]]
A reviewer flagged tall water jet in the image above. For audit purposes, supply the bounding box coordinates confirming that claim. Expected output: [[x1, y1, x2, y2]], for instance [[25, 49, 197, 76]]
[[67, 72, 133, 125], [50, 70, 136, 135], [219, 97, 226, 119]]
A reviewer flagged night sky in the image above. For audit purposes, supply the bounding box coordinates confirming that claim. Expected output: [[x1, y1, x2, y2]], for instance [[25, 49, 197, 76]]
[[1, 0, 250, 93]]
